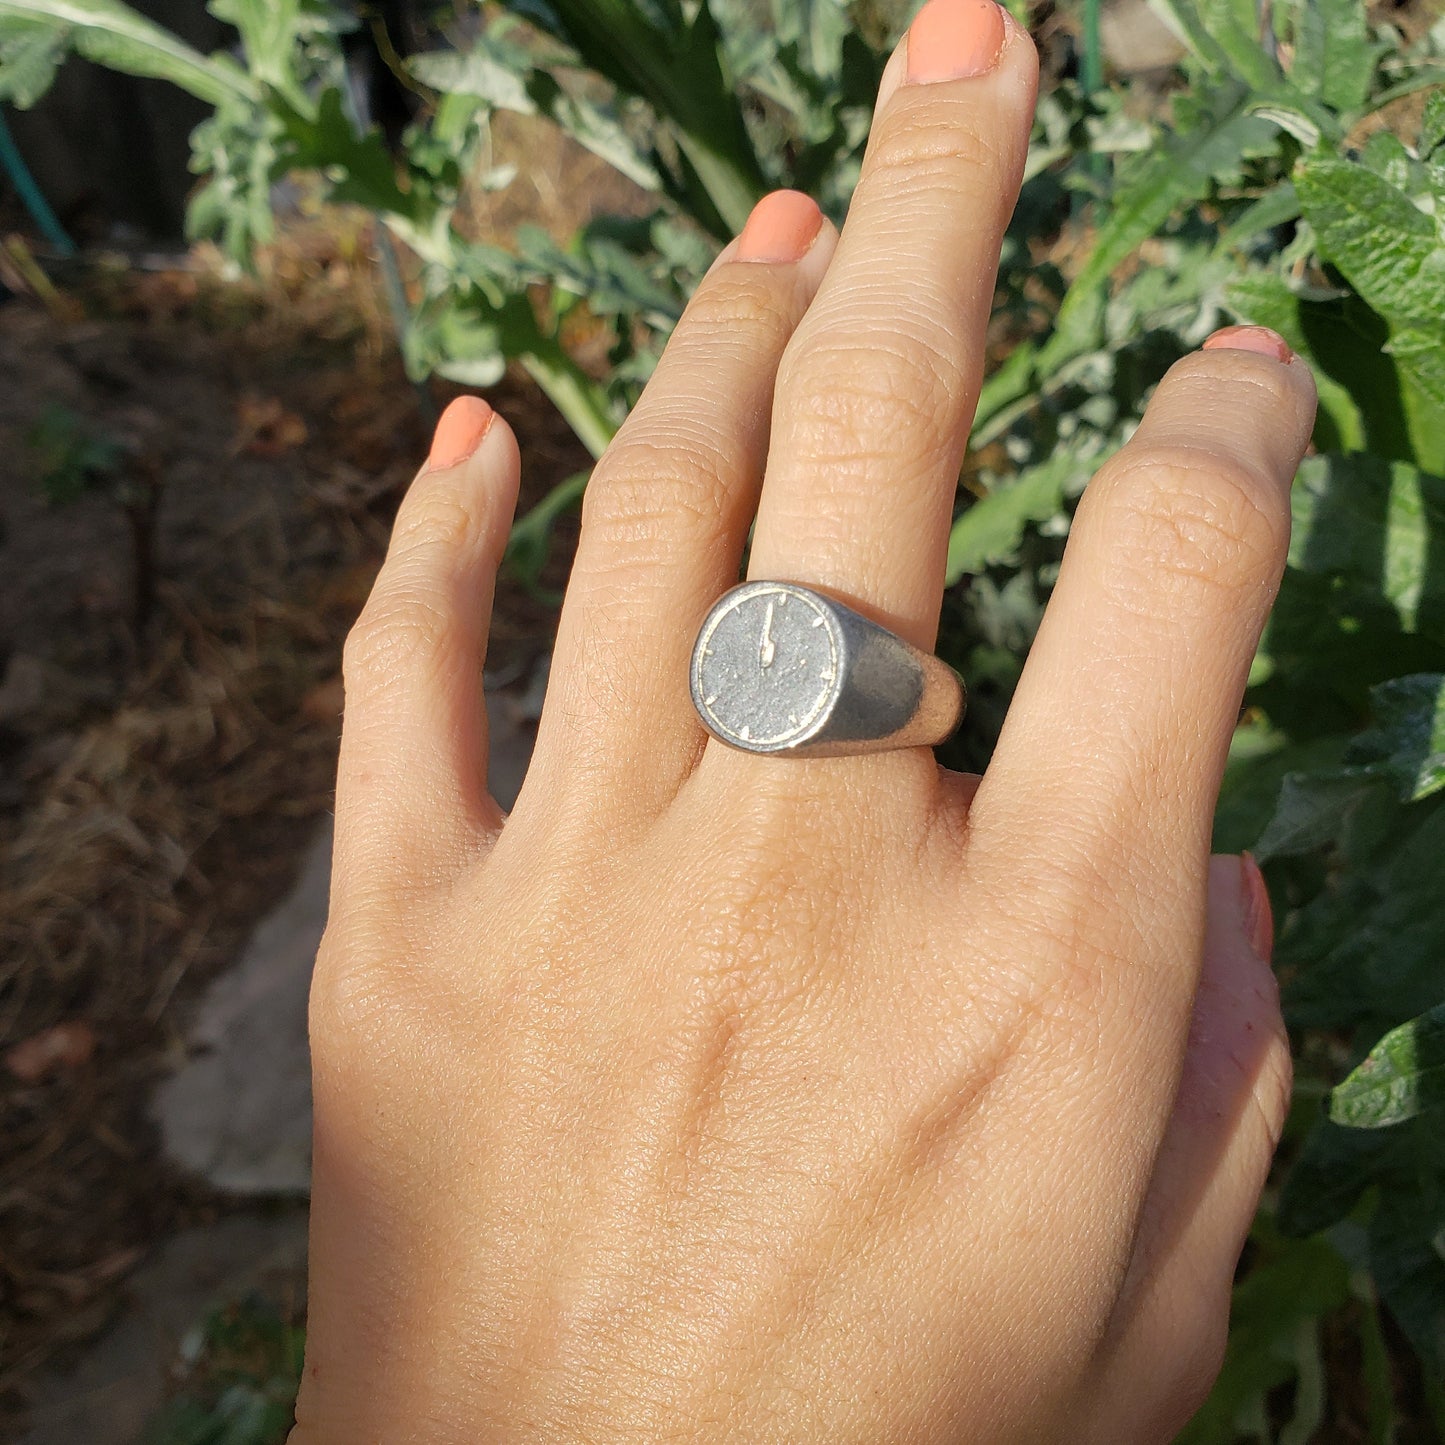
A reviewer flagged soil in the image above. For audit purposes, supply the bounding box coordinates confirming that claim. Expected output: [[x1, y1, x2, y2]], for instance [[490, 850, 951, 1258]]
[[0, 220, 588, 1437]]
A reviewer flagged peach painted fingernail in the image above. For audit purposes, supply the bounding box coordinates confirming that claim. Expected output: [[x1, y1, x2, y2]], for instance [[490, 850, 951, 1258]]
[[907, 0, 1007, 82], [1240, 852, 1274, 960], [1203, 325, 1293, 363], [737, 190, 825, 263], [426, 395, 495, 472]]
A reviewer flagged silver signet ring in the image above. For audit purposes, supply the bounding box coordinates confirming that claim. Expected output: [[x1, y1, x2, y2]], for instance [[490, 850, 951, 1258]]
[[689, 581, 966, 758]]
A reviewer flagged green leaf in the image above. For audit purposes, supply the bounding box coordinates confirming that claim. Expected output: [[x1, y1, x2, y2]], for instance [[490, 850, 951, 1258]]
[[1330, 1002, 1445, 1128], [1348, 674, 1445, 801], [274, 87, 418, 219], [1296, 155, 1445, 329], [1039, 86, 1279, 374], [944, 446, 1111, 583], [1148, 0, 1276, 86], [0, 17, 66, 106], [514, 0, 766, 234], [1422, 88, 1445, 159], [505, 469, 589, 596], [1288, 455, 1445, 641], [1253, 769, 1381, 861], [0, 0, 251, 105], [1292, 0, 1378, 113]]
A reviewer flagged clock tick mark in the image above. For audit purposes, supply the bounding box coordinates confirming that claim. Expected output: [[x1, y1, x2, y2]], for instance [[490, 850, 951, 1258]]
[[811, 616, 824, 627], [738, 725, 751, 741]]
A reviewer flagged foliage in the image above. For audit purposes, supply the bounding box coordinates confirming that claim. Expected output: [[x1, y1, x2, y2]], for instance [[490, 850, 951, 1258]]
[[140, 1294, 303, 1445], [6, 0, 1445, 1434]]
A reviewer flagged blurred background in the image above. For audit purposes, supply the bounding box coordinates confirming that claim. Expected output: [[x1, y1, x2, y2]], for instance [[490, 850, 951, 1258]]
[[1, 0, 1443, 1440]]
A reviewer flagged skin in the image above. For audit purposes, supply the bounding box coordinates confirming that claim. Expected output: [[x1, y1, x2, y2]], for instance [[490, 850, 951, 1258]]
[[291, 9, 1317, 1442]]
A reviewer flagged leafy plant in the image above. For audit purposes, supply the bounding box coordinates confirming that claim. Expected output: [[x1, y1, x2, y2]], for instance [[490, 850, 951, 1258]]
[[5, 0, 1445, 1435], [139, 1294, 304, 1445]]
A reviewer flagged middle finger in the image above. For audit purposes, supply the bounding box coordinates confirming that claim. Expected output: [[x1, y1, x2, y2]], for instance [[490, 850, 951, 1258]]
[[748, 0, 1037, 653]]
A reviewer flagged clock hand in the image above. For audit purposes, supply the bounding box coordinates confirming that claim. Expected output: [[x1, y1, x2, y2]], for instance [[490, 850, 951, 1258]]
[[759, 600, 776, 668]]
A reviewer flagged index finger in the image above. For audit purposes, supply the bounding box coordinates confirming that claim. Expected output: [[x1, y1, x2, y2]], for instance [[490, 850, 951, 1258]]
[[966, 328, 1315, 1031]]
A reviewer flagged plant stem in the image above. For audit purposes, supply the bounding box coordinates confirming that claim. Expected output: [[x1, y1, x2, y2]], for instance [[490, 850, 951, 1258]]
[[520, 351, 618, 460]]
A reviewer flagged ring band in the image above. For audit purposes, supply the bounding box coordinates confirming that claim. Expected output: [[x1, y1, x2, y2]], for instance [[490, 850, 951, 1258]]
[[689, 581, 966, 758]]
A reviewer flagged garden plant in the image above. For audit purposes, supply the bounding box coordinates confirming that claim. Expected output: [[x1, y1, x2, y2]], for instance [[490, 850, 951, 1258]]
[[2, 0, 1443, 1436]]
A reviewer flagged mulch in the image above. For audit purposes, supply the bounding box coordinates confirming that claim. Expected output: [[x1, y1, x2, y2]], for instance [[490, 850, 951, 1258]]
[[0, 218, 587, 1435]]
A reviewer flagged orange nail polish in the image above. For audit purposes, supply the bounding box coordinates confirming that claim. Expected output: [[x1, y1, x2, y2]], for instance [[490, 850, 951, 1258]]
[[1240, 852, 1274, 961], [426, 395, 495, 472], [737, 190, 825, 263], [907, 0, 1007, 83], [1202, 325, 1293, 364]]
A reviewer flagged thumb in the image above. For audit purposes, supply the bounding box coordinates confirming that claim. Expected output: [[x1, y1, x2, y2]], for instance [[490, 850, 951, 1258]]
[[1084, 853, 1292, 1444]]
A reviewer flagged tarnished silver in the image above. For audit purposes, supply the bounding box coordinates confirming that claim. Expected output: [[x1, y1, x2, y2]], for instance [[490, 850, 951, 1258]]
[[689, 580, 965, 758]]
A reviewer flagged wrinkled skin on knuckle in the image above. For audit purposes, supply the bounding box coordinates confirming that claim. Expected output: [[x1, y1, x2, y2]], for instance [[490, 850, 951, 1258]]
[[581, 433, 730, 566], [342, 590, 456, 695], [308, 918, 430, 1104], [391, 483, 478, 554], [776, 333, 963, 476], [1086, 445, 1289, 619], [867, 96, 1010, 191], [681, 269, 799, 355]]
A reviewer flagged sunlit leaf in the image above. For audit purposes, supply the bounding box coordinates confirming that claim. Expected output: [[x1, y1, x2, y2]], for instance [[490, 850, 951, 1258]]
[[1330, 1002, 1445, 1128]]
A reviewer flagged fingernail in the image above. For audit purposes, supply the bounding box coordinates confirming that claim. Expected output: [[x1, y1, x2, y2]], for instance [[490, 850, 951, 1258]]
[[426, 395, 495, 472], [736, 190, 825, 263], [906, 0, 1007, 83], [1202, 325, 1293, 364], [1239, 852, 1274, 961]]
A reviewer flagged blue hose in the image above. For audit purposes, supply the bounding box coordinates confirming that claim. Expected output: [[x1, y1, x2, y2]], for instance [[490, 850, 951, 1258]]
[[0, 106, 76, 257]]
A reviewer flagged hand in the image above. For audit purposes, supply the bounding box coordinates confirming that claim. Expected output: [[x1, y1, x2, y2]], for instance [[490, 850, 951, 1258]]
[[291, 0, 1316, 1438]]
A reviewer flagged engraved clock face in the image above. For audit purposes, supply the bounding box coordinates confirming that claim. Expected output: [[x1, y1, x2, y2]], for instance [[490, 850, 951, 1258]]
[[692, 583, 840, 750]]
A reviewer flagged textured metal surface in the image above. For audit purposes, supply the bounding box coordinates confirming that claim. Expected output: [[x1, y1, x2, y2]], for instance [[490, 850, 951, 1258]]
[[690, 581, 965, 757]]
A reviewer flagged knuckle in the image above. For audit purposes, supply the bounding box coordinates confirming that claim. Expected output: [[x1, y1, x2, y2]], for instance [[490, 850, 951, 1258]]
[[869, 99, 1006, 192], [682, 269, 797, 351], [391, 476, 477, 553], [581, 432, 729, 559], [779, 331, 962, 460], [1090, 445, 1288, 610], [342, 588, 453, 689], [308, 926, 403, 1076]]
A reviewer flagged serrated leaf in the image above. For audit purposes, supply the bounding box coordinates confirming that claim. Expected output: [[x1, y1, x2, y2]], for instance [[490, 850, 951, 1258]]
[[1040, 87, 1279, 372], [1330, 1002, 1445, 1128], [274, 86, 418, 218], [1296, 155, 1445, 329], [0, 0, 250, 105]]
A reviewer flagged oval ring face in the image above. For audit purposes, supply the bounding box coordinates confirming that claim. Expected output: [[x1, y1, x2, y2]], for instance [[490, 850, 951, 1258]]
[[693, 584, 840, 750]]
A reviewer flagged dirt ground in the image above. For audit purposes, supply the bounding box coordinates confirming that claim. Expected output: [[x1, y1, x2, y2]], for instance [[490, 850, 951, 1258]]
[[0, 222, 589, 1436]]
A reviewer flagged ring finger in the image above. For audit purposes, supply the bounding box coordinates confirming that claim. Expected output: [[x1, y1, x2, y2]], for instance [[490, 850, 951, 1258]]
[[746, 0, 1038, 655]]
